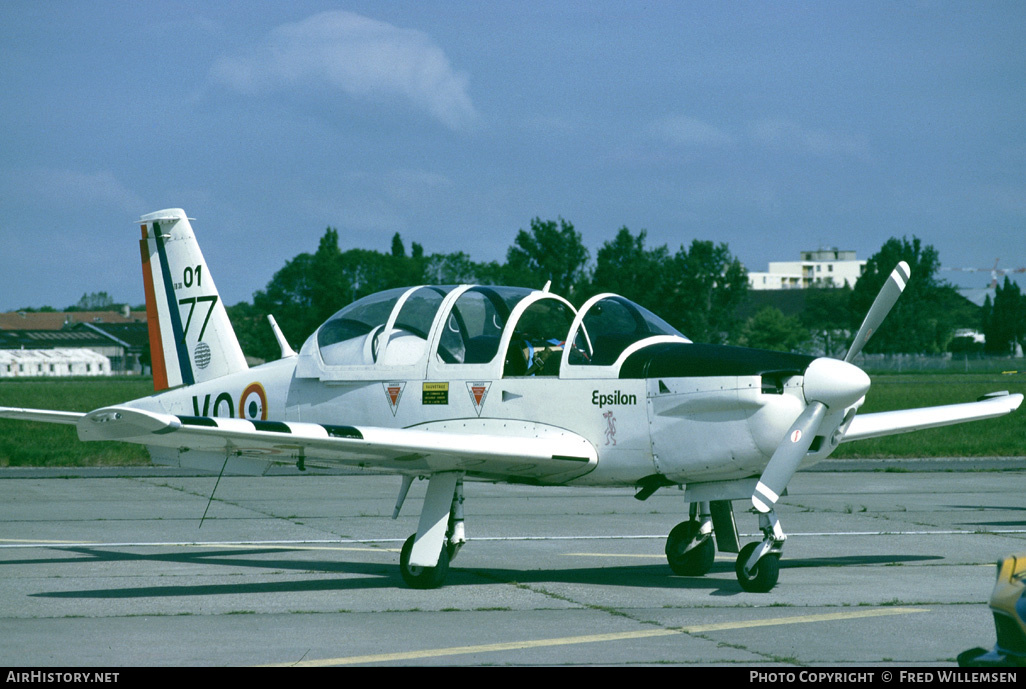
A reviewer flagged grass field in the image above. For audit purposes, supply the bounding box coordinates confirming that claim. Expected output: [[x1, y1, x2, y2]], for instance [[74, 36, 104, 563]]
[[1, 373, 1024, 466], [831, 372, 1026, 458], [0, 377, 155, 466]]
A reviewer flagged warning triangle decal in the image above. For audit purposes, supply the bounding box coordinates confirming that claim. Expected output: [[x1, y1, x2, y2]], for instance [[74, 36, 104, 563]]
[[383, 381, 406, 416], [466, 381, 491, 417]]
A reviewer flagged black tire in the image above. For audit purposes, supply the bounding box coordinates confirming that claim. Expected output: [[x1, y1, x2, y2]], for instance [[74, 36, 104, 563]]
[[665, 520, 715, 576], [735, 541, 780, 593], [399, 534, 450, 589]]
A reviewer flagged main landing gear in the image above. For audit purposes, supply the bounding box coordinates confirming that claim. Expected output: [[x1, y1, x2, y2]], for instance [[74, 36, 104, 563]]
[[664, 504, 715, 576], [664, 500, 784, 593], [400, 531, 454, 589], [397, 473, 465, 589]]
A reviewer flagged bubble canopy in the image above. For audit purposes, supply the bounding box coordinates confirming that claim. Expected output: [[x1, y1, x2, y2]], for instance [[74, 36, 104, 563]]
[[298, 285, 689, 379]]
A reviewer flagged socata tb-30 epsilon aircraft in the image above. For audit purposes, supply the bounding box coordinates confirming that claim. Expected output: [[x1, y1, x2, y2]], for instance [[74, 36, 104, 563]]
[[1, 209, 1022, 592]]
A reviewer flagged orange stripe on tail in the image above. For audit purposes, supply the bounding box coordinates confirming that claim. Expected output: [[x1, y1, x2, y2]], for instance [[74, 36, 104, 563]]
[[140, 225, 169, 391]]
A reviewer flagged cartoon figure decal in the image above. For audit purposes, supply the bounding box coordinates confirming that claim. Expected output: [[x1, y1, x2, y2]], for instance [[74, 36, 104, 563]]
[[603, 410, 617, 446]]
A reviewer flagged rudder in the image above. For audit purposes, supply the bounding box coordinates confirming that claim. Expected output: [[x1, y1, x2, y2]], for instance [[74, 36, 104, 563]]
[[139, 209, 248, 390]]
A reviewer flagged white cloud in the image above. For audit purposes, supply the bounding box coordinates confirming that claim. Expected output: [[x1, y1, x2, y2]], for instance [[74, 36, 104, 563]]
[[749, 119, 871, 160], [646, 115, 735, 147], [5, 167, 145, 215], [210, 11, 478, 131]]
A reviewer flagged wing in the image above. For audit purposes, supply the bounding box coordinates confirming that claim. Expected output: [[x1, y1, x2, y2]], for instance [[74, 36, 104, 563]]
[[0, 405, 597, 484], [843, 392, 1023, 442]]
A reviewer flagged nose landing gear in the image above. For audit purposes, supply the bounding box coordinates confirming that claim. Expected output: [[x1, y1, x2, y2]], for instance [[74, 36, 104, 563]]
[[735, 510, 785, 593], [664, 499, 785, 592]]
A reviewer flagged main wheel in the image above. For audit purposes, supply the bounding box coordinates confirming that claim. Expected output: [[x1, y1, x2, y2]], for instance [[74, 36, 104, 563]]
[[735, 541, 780, 593], [665, 520, 715, 576], [399, 534, 450, 589]]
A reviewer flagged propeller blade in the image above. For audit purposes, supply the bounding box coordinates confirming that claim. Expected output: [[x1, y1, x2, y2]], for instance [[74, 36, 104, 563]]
[[844, 261, 910, 363], [752, 401, 826, 513], [751, 262, 903, 514]]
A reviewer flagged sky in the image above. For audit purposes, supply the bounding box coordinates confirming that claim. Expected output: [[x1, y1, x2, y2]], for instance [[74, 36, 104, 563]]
[[1, 1, 1024, 312]]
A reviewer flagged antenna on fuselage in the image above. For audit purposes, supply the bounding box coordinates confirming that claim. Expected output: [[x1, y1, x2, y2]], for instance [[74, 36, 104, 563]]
[[268, 315, 297, 358]]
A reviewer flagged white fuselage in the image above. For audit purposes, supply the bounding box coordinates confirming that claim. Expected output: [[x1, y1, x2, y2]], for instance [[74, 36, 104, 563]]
[[130, 351, 845, 488]]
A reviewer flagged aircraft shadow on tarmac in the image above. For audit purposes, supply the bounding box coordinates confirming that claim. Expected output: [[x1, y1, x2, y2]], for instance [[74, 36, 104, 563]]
[[17, 546, 940, 599], [946, 504, 1026, 528]]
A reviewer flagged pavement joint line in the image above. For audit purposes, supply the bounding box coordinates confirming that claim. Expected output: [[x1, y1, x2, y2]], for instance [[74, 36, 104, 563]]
[[258, 607, 928, 667], [5, 529, 1026, 549]]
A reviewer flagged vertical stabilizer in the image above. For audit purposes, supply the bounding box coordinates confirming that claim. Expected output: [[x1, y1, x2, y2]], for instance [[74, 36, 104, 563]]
[[139, 209, 248, 391]]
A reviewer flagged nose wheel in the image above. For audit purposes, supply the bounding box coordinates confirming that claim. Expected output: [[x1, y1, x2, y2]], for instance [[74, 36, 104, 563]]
[[735, 542, 780, 592], [735, 509, 785, 593]]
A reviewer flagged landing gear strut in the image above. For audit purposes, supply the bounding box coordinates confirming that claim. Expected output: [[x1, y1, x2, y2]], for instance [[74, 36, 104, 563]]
[[398, 475, 465, 589]]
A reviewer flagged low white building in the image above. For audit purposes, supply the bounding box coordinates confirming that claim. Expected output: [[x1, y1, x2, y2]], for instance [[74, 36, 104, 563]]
[[749, 248, 866, 290], [0, 348, 110, 378]]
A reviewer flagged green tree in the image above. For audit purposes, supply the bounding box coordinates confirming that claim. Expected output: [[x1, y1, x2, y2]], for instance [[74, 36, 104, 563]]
[[504, 218, 590, 297], [981, 293, 994, 352], [310, 228, 348, 318], [391, 233, 406, 258], [738, 306, 812, 353], [226, 300, 280, 363], [587, 227, 669, 309], [249, 252, 318, 361], [983, 277, 1025, 356], [232, 217, 755, 358], [243, 227, 430, 360], [68, 291, 116, 311], [662, 240, 749, 343], [849, 236, 967, 354], [422, 252, 501, 285], [12, 305, 58, 312], [801, 286, 854, 357]]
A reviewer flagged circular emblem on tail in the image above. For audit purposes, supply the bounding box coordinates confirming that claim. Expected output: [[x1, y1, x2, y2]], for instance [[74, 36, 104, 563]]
[[194, 342, 211, 369]]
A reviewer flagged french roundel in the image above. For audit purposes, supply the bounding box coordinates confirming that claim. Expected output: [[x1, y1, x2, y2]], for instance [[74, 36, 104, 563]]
[[240, 382, 268, 421]]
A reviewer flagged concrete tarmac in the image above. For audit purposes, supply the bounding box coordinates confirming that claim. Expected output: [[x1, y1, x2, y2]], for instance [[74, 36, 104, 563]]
[[2, 461, 1025, 667]]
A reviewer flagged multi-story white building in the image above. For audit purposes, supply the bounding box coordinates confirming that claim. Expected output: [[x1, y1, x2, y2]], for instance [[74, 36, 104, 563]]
[[748, 249, 866, 290]]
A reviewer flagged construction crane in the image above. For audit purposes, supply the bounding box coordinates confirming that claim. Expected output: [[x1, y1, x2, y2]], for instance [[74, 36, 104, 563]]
[[942, 260, 1026, 288]]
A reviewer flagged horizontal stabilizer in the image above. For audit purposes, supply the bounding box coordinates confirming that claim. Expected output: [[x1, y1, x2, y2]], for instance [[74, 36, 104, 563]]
[[843, 393, 1023, 442], [0, 407, 84, 425]]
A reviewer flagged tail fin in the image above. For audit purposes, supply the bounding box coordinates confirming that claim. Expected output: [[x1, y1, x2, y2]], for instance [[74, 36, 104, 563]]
[[139, 209, 248, 391]]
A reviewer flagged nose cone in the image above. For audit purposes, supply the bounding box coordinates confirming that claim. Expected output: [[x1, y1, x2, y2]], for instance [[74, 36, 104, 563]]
[[803, 357, 871, 409]]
